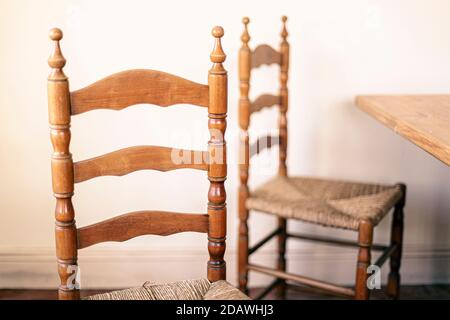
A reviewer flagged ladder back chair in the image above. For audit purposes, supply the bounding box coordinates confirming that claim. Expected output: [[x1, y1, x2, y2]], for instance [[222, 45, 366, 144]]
[[47, 26, 248, 300], [238, 16, 406, 300]]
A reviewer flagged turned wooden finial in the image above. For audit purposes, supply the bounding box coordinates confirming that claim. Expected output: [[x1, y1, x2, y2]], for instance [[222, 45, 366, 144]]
[[241, 17, 250, 45], [281, 16, 288, 41], [210, 26, 226, 65], [48, 28, 67, 80]]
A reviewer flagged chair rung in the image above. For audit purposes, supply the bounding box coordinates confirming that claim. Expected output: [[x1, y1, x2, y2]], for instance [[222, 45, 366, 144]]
[[374, 244, 398, 267], [249, 227, 282, 255], [247, 264, 355, 298], [287, 232, 388, 251], [77, 211, 208, 249]]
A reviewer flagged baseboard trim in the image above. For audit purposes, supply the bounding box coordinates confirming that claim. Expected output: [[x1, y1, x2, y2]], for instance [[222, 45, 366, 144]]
[[0, 244, 449, 289]]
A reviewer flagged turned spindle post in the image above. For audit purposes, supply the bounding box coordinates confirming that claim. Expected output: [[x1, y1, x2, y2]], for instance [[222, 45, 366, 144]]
[[355, 219, 374, 300], [387, 183, 406, 299], [207, 26, 227, 282], [278, 15, 289, 177], [238, 17, 251, 294], [47, 28, 79, 300], [276, 15, 289, 298]]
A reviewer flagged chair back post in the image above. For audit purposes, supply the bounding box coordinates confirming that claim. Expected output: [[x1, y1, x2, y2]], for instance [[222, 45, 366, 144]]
[[278, 16, 289, 177], [238, 17, 251, 291], [207, 27, 227, 282], [47, 28, 79, 300], [276, 16, 290, 296]]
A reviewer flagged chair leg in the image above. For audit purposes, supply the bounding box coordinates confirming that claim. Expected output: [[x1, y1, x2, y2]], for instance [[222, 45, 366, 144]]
[[238, 192, 249, 294], [355, 220, 374, 300], [387, 184, 406, 299], [275, 217, 287, 299]]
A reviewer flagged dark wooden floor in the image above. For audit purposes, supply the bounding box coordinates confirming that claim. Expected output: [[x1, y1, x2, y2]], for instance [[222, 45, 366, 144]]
[[1, 284, 449, 300]]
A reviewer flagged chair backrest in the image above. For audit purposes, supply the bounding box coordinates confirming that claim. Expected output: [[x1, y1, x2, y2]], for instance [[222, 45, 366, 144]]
[[238, 16, 289, 184], [47, 26, 227, 300]]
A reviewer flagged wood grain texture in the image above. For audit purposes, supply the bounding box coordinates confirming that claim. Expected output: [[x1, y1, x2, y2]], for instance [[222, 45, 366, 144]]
[[73, 146, 208, 183], [77, 211, 209, 249], [47, 28, 80, 300], [251, 44, 280, 69], [70, 69, 209, 115], [207, 26, 228, 282], [355, 95, 450, 166], [48, 25, 229, 299], [250, 94, 280, 114]]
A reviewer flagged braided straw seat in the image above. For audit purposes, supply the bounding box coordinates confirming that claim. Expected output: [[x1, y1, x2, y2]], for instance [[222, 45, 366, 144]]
[[246, 176, 403, 231], [86, 279, 250, 300]]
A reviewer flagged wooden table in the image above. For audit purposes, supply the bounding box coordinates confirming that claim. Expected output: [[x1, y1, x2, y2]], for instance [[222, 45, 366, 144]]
[[355, 95, 450, 166]]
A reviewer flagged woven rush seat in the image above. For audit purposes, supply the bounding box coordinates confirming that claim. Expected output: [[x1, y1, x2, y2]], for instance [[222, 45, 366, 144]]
[[246, 176, 403, 231], [86, 279, 250, 300]]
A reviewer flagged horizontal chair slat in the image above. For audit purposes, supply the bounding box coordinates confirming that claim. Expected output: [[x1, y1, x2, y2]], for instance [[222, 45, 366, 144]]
[[74, 145, 208, 183], [250, 94, 280, 114], [77, 211, 209, 249], [250, 135, 279, 158], [70, 69, 209, 115], [251, 44, 280, 69]]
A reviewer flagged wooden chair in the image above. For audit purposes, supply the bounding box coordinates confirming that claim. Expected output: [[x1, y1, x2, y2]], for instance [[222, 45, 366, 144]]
[[237, 16, 406, 300], [47, 26, 248, 300]]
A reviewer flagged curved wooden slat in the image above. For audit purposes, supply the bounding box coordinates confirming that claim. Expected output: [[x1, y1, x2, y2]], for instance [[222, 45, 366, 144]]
[[251, 44, 281, 69], [250, 94, 280, 114], [73, 145, 208, 183], [70, 69, 209, 115], [250, 135, 279, 158], [77, 211, 209, 249]]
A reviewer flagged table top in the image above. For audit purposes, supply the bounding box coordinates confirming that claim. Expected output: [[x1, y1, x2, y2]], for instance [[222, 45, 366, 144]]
[[355, 95, 450, 166]]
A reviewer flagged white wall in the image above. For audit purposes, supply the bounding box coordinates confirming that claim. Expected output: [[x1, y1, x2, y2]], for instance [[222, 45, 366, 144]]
[[0, 0, 449, 289]]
